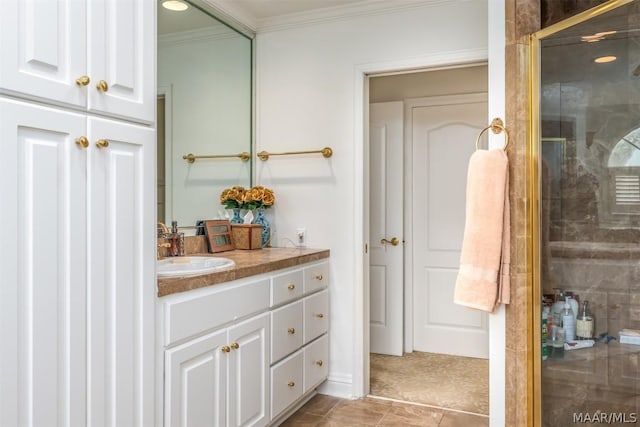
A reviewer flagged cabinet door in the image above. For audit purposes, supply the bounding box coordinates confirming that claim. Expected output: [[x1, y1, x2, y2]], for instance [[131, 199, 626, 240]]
[[88, 0, 155, 123], [0, 99, 87, 427], [165, 330, 229, 427], [88, 117, 155, 427], [0, 0, 87, 107], [228, 313, 270, 427]]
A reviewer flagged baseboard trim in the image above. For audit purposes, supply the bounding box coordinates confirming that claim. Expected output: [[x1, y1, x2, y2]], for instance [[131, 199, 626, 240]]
[[317, 374, 353, 399]]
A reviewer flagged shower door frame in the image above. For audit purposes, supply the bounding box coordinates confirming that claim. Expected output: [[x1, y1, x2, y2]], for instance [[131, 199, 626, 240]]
[[529, 1, 638, 425]]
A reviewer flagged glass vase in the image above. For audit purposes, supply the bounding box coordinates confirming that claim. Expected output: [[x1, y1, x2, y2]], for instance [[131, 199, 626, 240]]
[[252, 208, 270, 247]]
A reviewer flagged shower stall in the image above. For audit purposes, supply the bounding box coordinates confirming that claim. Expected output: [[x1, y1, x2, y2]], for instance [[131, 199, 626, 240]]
[[532, 1, 640, 425]]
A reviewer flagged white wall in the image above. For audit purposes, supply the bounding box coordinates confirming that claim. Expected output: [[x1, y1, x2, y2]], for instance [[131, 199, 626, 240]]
[[255, 0, 488, 397]]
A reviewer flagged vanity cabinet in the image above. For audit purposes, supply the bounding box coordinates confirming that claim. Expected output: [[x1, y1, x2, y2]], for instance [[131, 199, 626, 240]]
[[159, 259, 330, 427], [269, 265, 329, 423], [0, 1, 155, 425], [165, 313, 270, 427], [163, 278, 271, 427], [0, 0, 154, 124]]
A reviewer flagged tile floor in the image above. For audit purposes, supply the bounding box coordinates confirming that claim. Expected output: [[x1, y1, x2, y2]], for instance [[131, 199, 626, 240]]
[[280, 394, 489, 427]]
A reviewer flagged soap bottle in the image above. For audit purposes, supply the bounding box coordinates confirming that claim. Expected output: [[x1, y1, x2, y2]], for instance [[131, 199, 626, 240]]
[[562, 299, 576, 342], [542, 306, 549, 360], [576, 300, 594, 340], [169, 220, 185, 256], [551, 289, 566, 327]]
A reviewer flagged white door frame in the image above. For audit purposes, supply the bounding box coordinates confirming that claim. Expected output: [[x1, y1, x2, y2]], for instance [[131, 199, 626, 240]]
[[353, 46, 505, 423]]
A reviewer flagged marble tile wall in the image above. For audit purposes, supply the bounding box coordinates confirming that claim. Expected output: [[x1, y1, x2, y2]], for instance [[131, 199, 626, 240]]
[[505, 1, 540, 425]]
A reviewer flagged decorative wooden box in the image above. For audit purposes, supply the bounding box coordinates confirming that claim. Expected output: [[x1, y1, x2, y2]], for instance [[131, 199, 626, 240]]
[[231, 224, 262, 250]]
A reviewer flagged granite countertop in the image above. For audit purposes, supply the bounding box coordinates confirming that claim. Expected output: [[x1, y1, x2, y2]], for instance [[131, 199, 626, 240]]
[[157, 247, 330, 297]]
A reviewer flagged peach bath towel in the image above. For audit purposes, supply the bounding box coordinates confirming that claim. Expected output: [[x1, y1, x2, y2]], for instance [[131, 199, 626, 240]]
[[454, 149, 510, 313]]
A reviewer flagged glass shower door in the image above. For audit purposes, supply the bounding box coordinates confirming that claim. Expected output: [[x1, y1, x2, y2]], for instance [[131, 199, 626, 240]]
[[535, 1, 640, 425]]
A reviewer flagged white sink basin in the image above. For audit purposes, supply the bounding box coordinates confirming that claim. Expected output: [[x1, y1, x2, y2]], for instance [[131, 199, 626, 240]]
[[157, 256, 235, 278]]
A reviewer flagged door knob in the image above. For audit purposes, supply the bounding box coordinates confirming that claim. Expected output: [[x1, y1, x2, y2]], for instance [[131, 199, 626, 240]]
[[381, 237, 400, 246]]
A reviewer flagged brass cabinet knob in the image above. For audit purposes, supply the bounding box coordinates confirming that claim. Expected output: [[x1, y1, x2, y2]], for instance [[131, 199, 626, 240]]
[[96, 139, 109, 149], [230, 342, 239, 350], [288, 328, 296, 335], [315, 313, 324, 319], [287, 381, 295, 387], [96, 80, 109, 92], [315, 274, 323, 281], [75, 75, 90, 86], [315, 360, 324, 367], [287, 284, 296, 290], [75, 136, 89, 148], [381, 237, 400, 246], [221, 346, 231, 353]]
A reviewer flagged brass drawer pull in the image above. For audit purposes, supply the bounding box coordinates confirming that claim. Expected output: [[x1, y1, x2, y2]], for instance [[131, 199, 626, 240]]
[[288, 284, 296, 290], [315, 274, 323, 281], [75, 75, 90, 86], [315, 360, 323, 367], [288, 381, 295, 387], [315, 313, 325, 319], [96, 80, 109, 92], [230, 342, 239, 350], [75, 136, 89, 148], [96, 139, 109, 149], [288, 328, 296, 335], [221, 346, 231, 353]]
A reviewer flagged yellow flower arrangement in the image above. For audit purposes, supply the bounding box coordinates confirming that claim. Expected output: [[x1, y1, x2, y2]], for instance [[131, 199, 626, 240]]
[[220, 185, 275, 210]]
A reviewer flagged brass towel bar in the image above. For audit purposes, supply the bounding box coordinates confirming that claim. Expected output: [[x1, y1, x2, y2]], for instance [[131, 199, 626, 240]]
[[257, 147, 333, 161], [475, 118, 509, 151], [182, 152, 250, 163]]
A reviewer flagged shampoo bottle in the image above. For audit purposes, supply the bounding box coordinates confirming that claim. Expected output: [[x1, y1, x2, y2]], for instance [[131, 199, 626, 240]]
[[562, 300, 576, 342], [576, 300, 594, 340]]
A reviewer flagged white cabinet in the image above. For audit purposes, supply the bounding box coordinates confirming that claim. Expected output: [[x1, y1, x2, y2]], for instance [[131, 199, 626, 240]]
[[0, 0, 154, 123], [165, 313, 270, 427], [0, 98, 155, 426], [160, 260, 330, 427], [268, 262, 330, 422], [0, 1, 155, 422]]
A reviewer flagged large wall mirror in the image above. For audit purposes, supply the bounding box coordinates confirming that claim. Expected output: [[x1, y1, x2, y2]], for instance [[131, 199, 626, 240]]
[[157, 0, 254, 230]]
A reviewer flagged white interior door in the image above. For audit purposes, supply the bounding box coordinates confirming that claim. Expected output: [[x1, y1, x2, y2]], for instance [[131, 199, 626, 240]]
[[369, 101, 404, 356], [411, 94, 489, 359]]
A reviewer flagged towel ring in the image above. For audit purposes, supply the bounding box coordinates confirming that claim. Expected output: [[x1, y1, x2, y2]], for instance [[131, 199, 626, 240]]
[[475, 118, 509, 151]]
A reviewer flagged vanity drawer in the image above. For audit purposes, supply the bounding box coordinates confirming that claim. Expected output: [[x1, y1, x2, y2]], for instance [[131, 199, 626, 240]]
[[271, 269, 303, 307], [304, 335, 329, 393], [164, 278, 270, 346], [303, 262, 329, 294], [271, 300, 303, 363], [271, 350, 303, 419], [304, 289, 329, 344]]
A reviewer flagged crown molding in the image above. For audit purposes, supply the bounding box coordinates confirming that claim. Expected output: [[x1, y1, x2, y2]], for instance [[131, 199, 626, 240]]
[[256, 0, 462, 33], [158, 26, 240, 47]]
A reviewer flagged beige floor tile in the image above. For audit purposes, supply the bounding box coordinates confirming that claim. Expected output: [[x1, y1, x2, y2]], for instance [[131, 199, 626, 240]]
[[325, 398, 391, 425], [300, 394, 342, 416], [377, 402, 443, 426], [438, 411, 489, 427], [280, 412, 326, 427]]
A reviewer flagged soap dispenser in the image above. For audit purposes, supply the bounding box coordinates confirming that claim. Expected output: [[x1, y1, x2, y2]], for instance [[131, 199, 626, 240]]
[[169, 220, 185, 256]]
